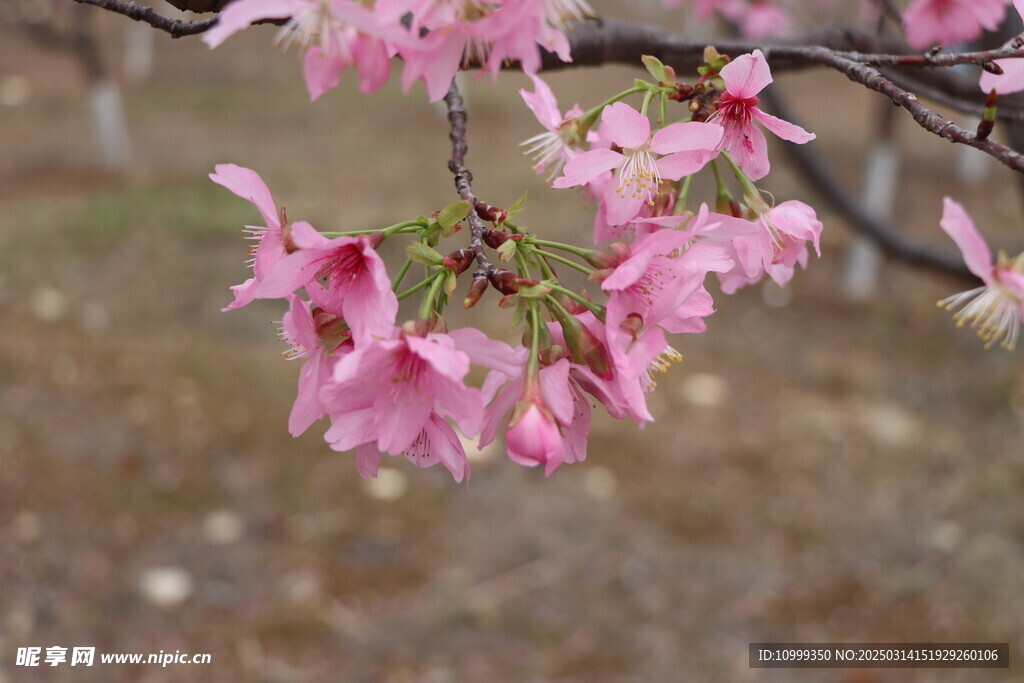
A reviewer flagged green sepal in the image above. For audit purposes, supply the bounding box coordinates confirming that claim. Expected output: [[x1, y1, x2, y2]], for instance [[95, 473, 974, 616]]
[[405, 241, 444, 266]]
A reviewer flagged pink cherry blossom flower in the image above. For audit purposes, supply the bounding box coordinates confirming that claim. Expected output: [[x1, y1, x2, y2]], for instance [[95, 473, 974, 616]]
[[979, 0, 1024, 95], [211, 163, 310, 311], [320, 329, 484, 457], [553, 102, 724, 225], [711, 49, 815, 181], [279, 286, 353, 436], [351, 414, 471, 483], [519, 74, 590, 180], [481, 356, 604, 474], [397, 0, 575, 102], [203, 0, 406, 101], [903, 0, 1008, 51], [707, 200, 822, 292], [740, 0, 791, 38], [598, 231, 733, 335], [255, 225, 397, 344], [504, 383, 567, 475], [938, 198, 1024, 350]]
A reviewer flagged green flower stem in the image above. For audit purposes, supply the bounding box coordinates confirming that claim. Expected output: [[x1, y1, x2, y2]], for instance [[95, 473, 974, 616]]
[[640, 89, 655, 117], [391, 258, 413, 291], [674, 175, 693, 216], [721, 151, 763, 205], [710, 159, 733, 201], [581, 86, 646, 125], [531, 239, 593, 259], [526, 305, 541, 376], [535, 249, 594, 275], [514, 250, 531, 278], [320, 220, 425, 238], [545, 282, 604, 318], [398, 271, 440, 302], [418, 270, 446, 319]]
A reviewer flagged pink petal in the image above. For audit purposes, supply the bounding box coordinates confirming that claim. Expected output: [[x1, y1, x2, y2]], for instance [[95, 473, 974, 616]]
[[255, 249, 326, 299], [520, 73, 562, 131], [561, 389, 590, 465], [354, 443, 380, 478], [600, 102, 651, 150], [324, 407, 379, 451], [210, 163, 278, 227], [720, 49, 772, 99], [655, 149, 719, 181], [751, 108, 816, 143], [723, 120, 770, 181], [406, 335, 471, 383], [374, 383, 431, 454], [410, 415, 469, 483], [479, 378, 522, 448], [289, 352, 331, 436], [203, 0, 296, 49], [448, 328, 525, 377], [303, 46, 346, 102], [354, 34, 392, 94], [940, 198, 993, 281], [222, 277, 258, 312], [553, 149, 625, 188], [538, 359, 574, 426], [602, 180, 646, 226], [341, 255, 398, 343], [649, 121, 724, 155]]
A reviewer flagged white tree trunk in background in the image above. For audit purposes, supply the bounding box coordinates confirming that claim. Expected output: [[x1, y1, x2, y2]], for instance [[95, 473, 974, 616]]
[[124, 21, 155, 83], [89, 79, 131, 172], [841, 141, 898, 301]]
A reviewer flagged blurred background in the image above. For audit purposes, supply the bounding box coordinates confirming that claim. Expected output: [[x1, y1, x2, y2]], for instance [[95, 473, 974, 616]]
[[1, 1, 1023, 681]]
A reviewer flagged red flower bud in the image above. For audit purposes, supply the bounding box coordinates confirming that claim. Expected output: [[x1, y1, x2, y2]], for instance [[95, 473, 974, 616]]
[[483, 230, 509, 248], [443, 248, 474, 275], [463, 277, 488, 309], [489, 270, 539, 295]]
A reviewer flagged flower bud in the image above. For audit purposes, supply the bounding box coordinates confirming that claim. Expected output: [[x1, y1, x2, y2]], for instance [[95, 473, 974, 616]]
[[556, 310, 613, 380], [583, 249, 617, 270], [483, 230, 509, 248], [505, 375, 565, 476], [489, 270, 539, 295], [463, 276, 488, 309], [443, 248, 474, 275]]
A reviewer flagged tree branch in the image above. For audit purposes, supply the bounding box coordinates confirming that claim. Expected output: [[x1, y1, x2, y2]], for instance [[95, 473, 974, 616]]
[[70, 0, 217, 38], [443, 80, 496, 286]]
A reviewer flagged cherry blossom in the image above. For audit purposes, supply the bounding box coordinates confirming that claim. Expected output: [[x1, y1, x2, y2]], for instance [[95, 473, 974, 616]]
[[938, 198, 1024, 350], [255, 226, 398, 343], [210, 163, 310, 311], [979, 0, 1024, 95], [553, 102, 723, 225], [279, 286, 353, 436], [711, 49, 815, 181], [902, 0, 1008, 51]]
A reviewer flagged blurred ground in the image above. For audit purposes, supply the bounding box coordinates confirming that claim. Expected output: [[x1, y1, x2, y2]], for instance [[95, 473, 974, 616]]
[[1, 4, 1023, 682]]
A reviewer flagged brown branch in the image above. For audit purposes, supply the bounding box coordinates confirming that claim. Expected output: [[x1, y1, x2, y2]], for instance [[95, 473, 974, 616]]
[[808, 48, 1024, 175], [443, 80, 496, 286], [70, 0, 217, 38]]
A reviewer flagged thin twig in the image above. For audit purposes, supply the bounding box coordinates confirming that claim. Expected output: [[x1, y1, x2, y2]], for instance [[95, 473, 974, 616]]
[[443, 80, 496, 285], [70, 0, 217, 38]]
